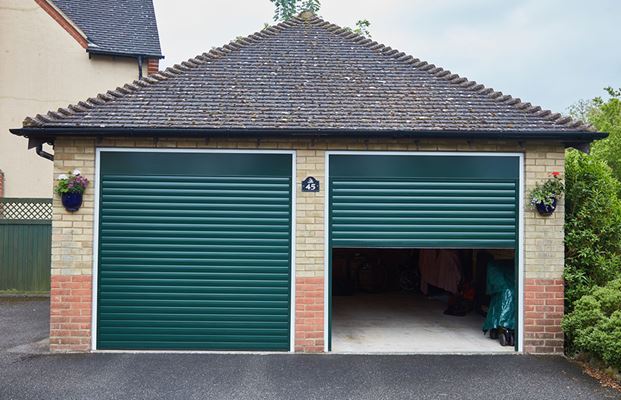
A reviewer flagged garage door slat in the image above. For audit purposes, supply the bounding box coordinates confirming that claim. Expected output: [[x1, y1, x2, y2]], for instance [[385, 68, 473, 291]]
[[99, 312, 289, 322], [100, 285, 289, 294], [98, 332, 290, 343], [100, 320, 288, 328], [99, 292, 288, 300], [96, 341, 288, 351]]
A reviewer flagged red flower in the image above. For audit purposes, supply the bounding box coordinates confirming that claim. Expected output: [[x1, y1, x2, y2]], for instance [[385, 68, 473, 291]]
[[551, 172, 560, 177]]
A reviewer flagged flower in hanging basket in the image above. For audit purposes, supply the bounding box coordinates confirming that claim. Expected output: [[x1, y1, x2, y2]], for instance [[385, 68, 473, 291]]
[[529, 172, 564, 216], [55, 171, 89, 212]]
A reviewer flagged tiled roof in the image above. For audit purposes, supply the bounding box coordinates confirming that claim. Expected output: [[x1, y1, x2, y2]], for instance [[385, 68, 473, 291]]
[[51, 0, 162, 58], [22, 13, 594, 135]]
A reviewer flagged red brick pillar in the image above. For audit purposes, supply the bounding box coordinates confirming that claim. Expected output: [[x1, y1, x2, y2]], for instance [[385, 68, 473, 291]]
[[523, 278, 565, 354], [0, 169, 4, 197], [147, 58, 159, 75], [295, 277, 324, 352], [49, 274, 92, 352]]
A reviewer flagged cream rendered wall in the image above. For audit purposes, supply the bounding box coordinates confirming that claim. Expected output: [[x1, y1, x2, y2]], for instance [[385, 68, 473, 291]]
[[0, 0, 147, 197]]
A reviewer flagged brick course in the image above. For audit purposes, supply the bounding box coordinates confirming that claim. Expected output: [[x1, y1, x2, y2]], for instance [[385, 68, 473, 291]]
[[49, 275, 92, 352], [523, 278, 565, 354], [50, 137, 566, 353], [295, 277, 325, 352]]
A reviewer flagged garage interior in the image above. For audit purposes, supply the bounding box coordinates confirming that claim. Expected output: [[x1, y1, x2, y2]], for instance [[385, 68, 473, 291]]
[[331, 248, 517, 353]]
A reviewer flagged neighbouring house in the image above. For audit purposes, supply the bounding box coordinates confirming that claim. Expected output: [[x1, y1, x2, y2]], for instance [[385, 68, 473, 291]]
[[0, 0, 163, 198], [11, 12, 605, 354]]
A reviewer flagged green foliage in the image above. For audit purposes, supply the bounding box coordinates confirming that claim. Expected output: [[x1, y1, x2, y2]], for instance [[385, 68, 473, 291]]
[[268, 0, 372, 38], [564, 150, 621, 306], [270, 0, 320, 21], [343, 19, 372, 38], [565, 87, 621, 373], [529, 173, 564, 207], [352, 19, 371, 38], [570, 87, 621, 183], [562, 279, 621, 369], [591, 88, 621, 182], [300, 0, 321, 13]]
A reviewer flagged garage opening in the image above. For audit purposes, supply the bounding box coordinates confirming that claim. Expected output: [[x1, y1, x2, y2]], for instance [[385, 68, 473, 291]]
[[327, 152, 522, 353], [331, 248, 516, 353]]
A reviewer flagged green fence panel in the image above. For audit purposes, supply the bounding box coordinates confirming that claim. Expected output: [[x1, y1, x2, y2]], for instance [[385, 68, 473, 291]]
[[0, 198, 52, 292]]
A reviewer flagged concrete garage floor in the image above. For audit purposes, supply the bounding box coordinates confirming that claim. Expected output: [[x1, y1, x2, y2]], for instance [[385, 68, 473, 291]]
[[332, 292, 515, 353]]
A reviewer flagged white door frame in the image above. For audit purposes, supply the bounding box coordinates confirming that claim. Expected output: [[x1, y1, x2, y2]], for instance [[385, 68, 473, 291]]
[[323, 151, 525, 353], [92, 148, 297, 352]]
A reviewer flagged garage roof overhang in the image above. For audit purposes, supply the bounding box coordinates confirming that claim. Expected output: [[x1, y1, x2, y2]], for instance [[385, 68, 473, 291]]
[[11, 127, 607, 152]]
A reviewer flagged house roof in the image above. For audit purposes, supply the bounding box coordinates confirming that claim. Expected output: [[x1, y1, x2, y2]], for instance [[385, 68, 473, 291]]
[[50, 0, 163, 58], [13, 12, 604, 142]]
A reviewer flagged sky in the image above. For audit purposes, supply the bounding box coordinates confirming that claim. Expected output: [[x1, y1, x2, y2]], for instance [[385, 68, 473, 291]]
[[152, 0, 620, 114]]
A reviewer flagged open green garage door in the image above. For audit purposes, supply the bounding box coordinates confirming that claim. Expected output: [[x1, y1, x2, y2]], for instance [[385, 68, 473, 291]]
[[96, 151, 293, 351], [329, 154, 520, 249], [328, 153, 521, 351]]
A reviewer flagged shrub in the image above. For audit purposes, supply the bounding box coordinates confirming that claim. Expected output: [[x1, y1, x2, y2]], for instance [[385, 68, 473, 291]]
[[564, 150, 621, 307], [562, 279, 621, 369]]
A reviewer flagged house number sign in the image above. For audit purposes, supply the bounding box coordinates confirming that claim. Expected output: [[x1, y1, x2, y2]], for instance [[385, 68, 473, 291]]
[[301, 177, 320, 192]]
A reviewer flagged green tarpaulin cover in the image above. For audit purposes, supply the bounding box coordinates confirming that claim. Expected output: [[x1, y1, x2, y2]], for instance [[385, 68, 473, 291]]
[[482, 260, 516, 332]]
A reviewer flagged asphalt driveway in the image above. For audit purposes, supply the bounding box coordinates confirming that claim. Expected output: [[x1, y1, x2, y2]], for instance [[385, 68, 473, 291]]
[[1, 299, 619, 400], [0, 298, 49, 359]]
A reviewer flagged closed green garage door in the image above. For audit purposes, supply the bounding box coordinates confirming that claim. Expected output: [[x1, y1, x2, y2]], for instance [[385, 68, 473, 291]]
[[97, 151, 293, 351], [329, 154, 520, 249]]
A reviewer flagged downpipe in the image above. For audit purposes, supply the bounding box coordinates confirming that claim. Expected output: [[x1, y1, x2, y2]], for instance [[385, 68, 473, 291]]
[[36, 144, 54, 161]]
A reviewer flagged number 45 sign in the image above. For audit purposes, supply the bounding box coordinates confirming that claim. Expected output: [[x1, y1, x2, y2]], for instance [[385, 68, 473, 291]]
[[301, 177, 320, 192]]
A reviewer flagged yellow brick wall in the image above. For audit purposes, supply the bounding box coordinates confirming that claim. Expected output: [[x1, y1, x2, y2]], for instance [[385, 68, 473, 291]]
[[51, 137, 565, 281], [524, 147, 565, 279], [52, 138, 96, 277]]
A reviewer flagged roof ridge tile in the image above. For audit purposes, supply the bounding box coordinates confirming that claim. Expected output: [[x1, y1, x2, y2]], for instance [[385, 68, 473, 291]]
[[56, 107, 73, 116]]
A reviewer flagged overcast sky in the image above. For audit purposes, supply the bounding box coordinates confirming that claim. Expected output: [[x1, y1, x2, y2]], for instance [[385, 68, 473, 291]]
[[152, 0, 620, 114]]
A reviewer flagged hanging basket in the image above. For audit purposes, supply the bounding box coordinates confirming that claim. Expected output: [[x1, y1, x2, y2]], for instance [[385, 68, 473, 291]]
[[535, 198, 557, 217], [61, 192, 83, 212]]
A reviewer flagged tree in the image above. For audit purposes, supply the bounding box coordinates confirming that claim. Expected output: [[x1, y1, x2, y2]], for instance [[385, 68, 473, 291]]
[[270, 0, 320, 21], [269, 0, 372, 38], [349, 19, 371, 38], [569, 87, 621, 183], [564, 150, 621, 307]]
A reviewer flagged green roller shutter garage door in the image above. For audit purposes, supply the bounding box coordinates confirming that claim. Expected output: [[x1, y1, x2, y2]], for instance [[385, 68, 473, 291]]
[[329, 154, 520, 249], [97, 151, 293, 351]]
